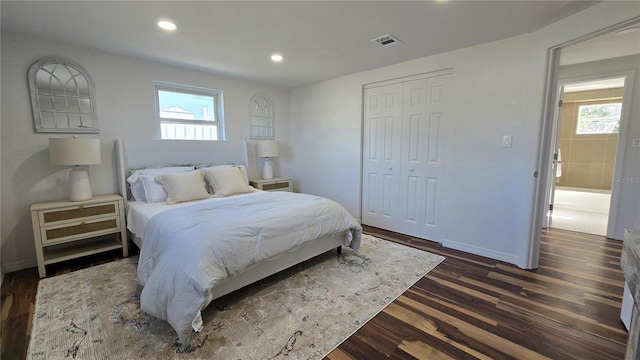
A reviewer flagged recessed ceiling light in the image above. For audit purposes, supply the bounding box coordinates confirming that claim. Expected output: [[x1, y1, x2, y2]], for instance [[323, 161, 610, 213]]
[[271, 54, 284, 62], [157, 20, 177, 31]]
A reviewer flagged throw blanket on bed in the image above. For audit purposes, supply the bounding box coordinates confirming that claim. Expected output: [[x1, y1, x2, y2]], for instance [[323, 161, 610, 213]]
[[137, 191, 362, 344]]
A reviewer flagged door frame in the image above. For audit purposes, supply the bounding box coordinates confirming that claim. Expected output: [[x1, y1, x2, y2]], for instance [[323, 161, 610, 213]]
[[526, 17, 640, 269], [541, 83, 564, 229], [545, 72, 635, 238]]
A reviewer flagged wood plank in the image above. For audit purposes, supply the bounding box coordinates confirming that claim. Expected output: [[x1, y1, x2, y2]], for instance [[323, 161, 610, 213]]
[[398, 340, 457, 360], [326, 347, 355, 360]]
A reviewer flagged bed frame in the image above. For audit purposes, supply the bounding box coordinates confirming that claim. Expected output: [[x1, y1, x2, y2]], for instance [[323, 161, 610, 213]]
[[115, 139, 344, 300]]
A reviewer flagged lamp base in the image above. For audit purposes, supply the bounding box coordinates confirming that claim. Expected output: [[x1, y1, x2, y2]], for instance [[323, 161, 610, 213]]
[[262, 158, 274, 180], [69, 166, 93, 202]]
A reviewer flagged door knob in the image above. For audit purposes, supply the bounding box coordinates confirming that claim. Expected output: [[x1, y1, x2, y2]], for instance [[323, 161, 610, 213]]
[[409, 168, 414, 172], [388, 167, 393, 171]]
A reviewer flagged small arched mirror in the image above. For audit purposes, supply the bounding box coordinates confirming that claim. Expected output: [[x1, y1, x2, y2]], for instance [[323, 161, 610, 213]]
[[28, 57, 99, 133], [249, 93, 274, 139]]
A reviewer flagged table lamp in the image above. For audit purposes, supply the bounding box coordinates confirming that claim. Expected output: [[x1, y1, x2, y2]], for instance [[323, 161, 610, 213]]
[[49, 137, 101, 201], [256, 140, 279, 179]]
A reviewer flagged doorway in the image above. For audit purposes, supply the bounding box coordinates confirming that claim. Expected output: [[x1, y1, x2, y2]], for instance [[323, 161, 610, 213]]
[[528, 18, 640, 270], [548, 77, 626, 236]]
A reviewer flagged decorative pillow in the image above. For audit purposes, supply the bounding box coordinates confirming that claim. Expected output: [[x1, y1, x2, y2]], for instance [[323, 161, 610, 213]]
[[127, 166, 193, 201], [204, 166, 254, 197], [201, 165, 249, 194], [155, 171, 210, 204]]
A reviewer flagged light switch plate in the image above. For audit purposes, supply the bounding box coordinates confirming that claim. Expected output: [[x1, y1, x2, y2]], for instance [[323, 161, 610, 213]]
[[632, 138, 640, 148], [503, 135, 512, 148]]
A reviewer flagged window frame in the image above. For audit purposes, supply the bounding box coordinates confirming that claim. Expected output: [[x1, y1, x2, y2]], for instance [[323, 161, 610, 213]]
[[154, 81, 225, 141]]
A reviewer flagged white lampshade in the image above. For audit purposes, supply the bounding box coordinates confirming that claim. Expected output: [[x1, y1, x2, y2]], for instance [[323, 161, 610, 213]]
[[49, 137, 101, 165], [256, 140, 279, 158], [49, 137, 101, 201]]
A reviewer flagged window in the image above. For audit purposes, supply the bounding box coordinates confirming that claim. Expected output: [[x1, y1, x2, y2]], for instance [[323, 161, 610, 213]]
[[576, 102, 621, 135], [155, 82, 224, 140]]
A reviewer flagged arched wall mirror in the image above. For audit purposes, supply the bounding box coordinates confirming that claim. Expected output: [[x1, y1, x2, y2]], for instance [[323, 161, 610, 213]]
[[28, 57, 99, 133], [249, 93, 274, 139]]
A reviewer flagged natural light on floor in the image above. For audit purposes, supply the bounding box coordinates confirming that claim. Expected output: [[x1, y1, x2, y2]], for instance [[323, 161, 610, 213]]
[[548, 188, 610, 236]]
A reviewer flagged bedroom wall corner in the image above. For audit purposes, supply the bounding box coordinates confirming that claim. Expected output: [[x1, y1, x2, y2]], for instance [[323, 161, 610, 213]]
[[1, 32, 291, 273], [290, 1, 640, 269], [290, 32, 543, 267], [1, 68, 3, 285]]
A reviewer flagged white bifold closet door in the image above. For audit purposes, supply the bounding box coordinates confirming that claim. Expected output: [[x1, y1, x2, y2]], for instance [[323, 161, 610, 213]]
[[362, 73, 451, 242], [362, 82, 404, 233]]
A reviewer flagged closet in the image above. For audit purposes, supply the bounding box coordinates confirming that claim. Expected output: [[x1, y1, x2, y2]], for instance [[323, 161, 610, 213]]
[[362, 71, 452, 241]]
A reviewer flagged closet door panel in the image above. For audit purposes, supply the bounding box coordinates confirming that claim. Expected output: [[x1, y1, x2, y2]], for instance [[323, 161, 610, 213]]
[[362, 87, 382, 222], [362, 83, 403, 231], [419, 75, 451, 241], [399, 79, 426, 236]]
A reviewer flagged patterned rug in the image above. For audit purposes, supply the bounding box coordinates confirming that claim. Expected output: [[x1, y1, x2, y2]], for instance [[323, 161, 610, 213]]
[[28, 234, 444, 359]]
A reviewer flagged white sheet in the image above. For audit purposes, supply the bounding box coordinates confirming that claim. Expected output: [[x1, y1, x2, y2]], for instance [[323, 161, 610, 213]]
[[126, 191, 259, 238], [135, 191, 362, 344]]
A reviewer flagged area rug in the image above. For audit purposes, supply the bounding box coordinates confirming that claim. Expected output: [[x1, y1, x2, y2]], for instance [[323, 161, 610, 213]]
[[28, 234, 444, 359]]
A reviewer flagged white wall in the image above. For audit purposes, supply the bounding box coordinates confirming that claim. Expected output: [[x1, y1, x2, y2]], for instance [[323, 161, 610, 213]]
[[559, 55, 640, 239], [290, 2, 640, 268], [1, 32, 290, 272]]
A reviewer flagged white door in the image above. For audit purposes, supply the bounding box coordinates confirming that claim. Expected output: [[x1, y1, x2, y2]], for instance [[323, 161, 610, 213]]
[[399, 75, 451, 240], [362, 83, 404, 231]]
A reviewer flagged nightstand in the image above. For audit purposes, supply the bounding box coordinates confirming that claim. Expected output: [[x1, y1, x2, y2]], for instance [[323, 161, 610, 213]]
[[30, 194, 128, 278], [249, 177, 293, 192]]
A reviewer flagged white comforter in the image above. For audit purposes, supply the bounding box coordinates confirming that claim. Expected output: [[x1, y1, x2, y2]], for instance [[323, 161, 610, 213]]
[[137, 191, 362, 344]]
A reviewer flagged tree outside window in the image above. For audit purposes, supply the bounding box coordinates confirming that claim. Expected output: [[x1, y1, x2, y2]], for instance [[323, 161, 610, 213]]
[[576, 102, 621, 135]]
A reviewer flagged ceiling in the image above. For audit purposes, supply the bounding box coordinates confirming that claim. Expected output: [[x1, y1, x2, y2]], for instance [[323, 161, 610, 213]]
[[2, 1, 601, 89], [560, 22, 640, 66]]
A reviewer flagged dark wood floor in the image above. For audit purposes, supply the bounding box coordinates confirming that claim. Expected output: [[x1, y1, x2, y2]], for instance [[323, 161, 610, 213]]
[[2, 227, 628, 359]]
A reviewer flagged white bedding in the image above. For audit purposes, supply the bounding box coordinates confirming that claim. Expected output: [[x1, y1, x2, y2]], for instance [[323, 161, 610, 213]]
[[134, 191, 362, 344], [126, 191, 258, 237]]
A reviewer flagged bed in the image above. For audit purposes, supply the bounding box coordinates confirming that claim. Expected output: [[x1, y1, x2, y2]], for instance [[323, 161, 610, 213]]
[[115, 139, 362, 346]]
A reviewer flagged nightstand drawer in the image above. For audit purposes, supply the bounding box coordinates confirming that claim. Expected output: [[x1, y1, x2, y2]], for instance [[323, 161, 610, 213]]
[[263, 181, 291, 191], [250, 177, 293, 192], [42, 203, 116, 224], [43, 217, 120, 245]]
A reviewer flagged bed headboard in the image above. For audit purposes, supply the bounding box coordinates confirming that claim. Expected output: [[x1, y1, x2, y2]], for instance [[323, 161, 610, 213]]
[[115, 139, 248, 207]]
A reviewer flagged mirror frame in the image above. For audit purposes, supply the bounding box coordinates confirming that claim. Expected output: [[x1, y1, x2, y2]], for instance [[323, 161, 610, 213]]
[[28, 57, 100, 133]]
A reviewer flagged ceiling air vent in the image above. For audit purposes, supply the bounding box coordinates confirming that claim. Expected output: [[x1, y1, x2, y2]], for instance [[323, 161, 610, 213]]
[[371, 34, 403, 47]]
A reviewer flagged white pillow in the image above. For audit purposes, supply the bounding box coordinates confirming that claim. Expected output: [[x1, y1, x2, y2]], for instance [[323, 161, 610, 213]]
[[156, 171, 210, 204], [127, 166, 193, 201], [201, 165, 249, 194], [204, 166, 255, 197], [140, 174, 169, 203]]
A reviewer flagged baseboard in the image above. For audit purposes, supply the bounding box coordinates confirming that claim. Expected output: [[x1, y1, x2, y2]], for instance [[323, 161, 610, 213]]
[[612, 231, 626, 241], [2, 257, 37, 274], [441, 238, 520, 267]]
